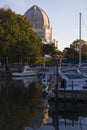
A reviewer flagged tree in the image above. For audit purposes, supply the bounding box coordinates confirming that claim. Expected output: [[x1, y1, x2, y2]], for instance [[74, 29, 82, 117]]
[[63, 39, 87, 62], [41, 43, 57, 57], [0, 8, 42, 64], [63, 47, 78, 62]]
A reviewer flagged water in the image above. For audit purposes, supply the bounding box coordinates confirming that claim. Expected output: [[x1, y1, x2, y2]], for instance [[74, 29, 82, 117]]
[[0, 76, 87, 130]]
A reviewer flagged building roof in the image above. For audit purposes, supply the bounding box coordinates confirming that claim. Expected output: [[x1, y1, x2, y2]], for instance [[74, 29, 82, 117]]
[[24, 5, 50, 28]]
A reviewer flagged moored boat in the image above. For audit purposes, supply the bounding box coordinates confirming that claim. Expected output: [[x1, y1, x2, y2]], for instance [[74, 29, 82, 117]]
[[47, 66, 87, 101], [12, 65, 37, 77]]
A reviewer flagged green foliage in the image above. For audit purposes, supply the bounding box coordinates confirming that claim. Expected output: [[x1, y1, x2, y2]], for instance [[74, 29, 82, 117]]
[[41, 43, 57, 56], [63, 39, 87, 62], [0, 8, 42, 64]]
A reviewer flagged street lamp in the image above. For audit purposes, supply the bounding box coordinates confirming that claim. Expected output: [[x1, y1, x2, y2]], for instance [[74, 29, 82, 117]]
[[43, 54, 51, 68]]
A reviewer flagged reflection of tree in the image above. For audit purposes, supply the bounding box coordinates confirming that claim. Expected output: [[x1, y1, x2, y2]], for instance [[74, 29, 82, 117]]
[[0, 81, 42, 130]]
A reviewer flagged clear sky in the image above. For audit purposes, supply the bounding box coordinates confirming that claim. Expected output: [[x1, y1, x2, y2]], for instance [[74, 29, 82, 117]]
[[0, 0, 87, 51]]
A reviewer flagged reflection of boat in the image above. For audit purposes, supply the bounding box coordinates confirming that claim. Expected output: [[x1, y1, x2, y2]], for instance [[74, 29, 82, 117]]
[[12, 76, 38, 87], [49, 99, 87, 130], [12, 65, 37, 77]]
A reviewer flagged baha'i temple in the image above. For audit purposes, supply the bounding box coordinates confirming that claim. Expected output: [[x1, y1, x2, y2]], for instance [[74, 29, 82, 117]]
[[24, 5, 58, 49]]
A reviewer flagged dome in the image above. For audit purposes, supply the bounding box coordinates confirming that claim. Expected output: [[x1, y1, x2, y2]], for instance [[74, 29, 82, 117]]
[[24, 5, 50, 28]]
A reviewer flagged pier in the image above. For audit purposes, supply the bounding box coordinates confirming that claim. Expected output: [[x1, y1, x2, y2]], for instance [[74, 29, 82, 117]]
[[56, 90, 87, 101]]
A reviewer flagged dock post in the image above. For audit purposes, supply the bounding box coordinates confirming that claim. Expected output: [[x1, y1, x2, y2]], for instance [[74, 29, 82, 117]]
[[64, 82, 66, 101], [72, 81, 74, 102]]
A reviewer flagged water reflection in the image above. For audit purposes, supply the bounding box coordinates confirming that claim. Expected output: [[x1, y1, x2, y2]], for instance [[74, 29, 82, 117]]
[[49, 100, 87, 130], [0, 77, 43, 130], [12, 76, 38, 88], [0, 77, 87, 130]]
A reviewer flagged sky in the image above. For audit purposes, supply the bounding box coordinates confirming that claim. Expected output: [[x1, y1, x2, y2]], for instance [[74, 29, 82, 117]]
[[0, 0, 87, 51]]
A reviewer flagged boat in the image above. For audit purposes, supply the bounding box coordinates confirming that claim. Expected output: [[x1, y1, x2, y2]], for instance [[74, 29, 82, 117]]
[[12, 65, 37, 77], [46, 64, 87, 101], [59, 72, 87, 90]]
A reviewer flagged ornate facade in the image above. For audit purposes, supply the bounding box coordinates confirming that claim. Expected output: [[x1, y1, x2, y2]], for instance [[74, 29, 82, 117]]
[[24, 5, 52, 43]]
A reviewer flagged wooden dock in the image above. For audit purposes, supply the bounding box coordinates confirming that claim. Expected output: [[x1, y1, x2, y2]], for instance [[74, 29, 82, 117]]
[[55, 90, 87, 101], [47, 86, 87, 101]]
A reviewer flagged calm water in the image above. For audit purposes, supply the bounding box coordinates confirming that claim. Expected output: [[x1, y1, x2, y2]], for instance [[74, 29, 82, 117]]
[[0, 76, 87, 130]]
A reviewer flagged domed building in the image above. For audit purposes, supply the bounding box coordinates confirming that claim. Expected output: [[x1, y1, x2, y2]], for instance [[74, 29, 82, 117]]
[[24, 5, 52, 43]]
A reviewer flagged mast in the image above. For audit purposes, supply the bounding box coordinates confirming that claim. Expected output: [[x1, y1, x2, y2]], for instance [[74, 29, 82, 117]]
[[79, 12, 82, 67]]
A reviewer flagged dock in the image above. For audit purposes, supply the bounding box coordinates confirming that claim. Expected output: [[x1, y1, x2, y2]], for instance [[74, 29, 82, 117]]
[[57, 90, 87, 101]]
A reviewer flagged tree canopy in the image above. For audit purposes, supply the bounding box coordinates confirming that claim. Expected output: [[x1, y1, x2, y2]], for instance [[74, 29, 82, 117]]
[[63, 39, 87, 62], [41, 43, 57, 57], [0, 8, 42, 64]]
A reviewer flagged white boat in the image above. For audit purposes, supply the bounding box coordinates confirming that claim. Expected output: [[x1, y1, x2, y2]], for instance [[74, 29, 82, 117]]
[[59, 72, 87, 90], [12, 65, 37, 77], [58, 65, 87, 89], [47, 72, 87, 101]]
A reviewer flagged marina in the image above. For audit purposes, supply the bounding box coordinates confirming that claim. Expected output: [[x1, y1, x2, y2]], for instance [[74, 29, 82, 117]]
[[0, 76, 87, 130], [0, 1, 87, 130], [1, 64, 87, 101], [41, 66, 87, 101]]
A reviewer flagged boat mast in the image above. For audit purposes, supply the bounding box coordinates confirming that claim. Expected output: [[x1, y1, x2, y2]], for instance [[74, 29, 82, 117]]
[[79, 12, 82, 67]]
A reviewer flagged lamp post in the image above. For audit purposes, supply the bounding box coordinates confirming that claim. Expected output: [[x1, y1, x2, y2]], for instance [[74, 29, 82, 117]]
[[43, 54, 51, 68], [43, 57, 45, 68]]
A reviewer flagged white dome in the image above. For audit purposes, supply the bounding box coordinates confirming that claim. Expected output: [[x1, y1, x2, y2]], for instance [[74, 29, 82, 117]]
[[24, 5, 50, 28]]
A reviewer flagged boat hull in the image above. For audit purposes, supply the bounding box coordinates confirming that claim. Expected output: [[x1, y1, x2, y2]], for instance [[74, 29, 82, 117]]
[[12, 71, 37, 77]]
